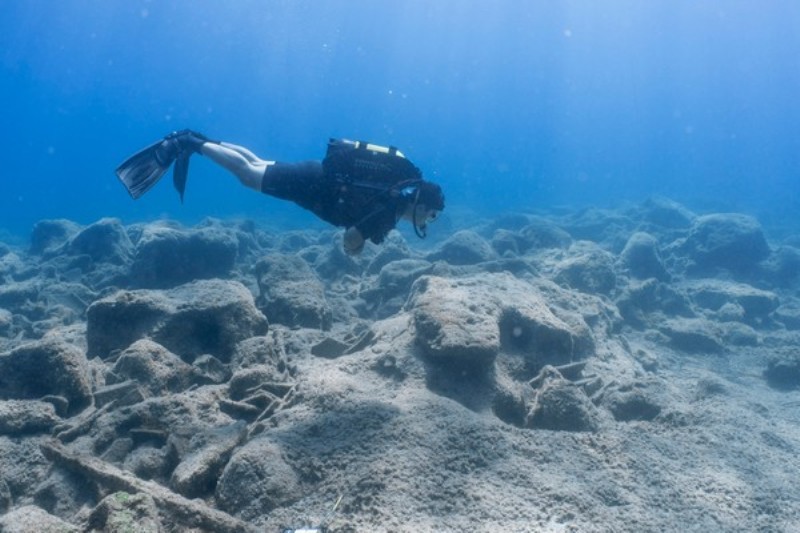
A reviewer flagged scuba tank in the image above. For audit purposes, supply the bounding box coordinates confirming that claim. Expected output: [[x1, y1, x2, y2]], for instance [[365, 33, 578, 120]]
[[322, 139, 422, 192], [322, 139, 431, 239]]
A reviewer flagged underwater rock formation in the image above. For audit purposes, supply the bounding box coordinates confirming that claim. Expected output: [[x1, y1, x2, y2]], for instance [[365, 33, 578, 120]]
[[0, 198, 799, 532]]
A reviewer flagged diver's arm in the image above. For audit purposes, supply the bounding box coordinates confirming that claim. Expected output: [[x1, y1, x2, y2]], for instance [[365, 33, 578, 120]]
[[200, 143, 273, 191]]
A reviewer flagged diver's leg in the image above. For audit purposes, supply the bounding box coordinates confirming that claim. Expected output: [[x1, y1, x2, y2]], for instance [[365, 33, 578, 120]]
[[200, 143, 274, 192], [221, 142, 262, 164]]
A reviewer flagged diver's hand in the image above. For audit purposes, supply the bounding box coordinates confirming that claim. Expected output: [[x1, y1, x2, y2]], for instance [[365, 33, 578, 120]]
[[343, 227, 365, 255]]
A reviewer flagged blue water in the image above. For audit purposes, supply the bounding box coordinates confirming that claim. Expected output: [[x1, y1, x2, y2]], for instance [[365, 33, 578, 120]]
[[2, 0, 799, 239]]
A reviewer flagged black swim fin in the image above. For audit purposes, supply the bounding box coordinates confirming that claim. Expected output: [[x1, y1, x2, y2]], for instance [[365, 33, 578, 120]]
[[173, 150, 191, 203], [115, 140, 173, 200]]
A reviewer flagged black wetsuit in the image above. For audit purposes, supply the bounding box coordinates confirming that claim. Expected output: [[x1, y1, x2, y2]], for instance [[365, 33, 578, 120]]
[[261, 161, 404, 244]]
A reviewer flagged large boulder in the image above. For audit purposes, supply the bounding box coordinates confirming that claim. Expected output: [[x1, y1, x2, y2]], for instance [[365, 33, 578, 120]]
[[67, 218, 133, 265], [255, 254, 331, 330], [680, 213, 770, 273], [408, 273, 593, 374], [0, 400, 60, 435], [215, 437, 301, 520], [618, 232, 669, 281], [131, 225, 239, 288], [0, 339, 92, 416], [426, 230, 496, 265], [0, 505, 79, 533], [110, 339, 193, 395], [554, 242, 617, 295], [86, 279, 268, 362], [29, 219, 81, 256], [679, 279, 779, 324]]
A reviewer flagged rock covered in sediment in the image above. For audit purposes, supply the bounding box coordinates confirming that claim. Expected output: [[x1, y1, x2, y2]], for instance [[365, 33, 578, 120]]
[[109, 339, 194, 395], [29, 219, 82, 256], [678, 279, 779, 324], [408, 273, 593, 373], [67, 218, 134, 266], [215, 437, 301, 520], [618, 231, 669, 281], [679, 213, 770, 274], [170, 421, 247, 498], [554, 241, 617, 295], [131, 224, 239, 288], [525, 368, 600, 432], [426, 229, 496, 265], [86, 491, 162, 533], [0, 504, 80, 533], [0, 400, 60, 434], [0, 339, 91, 416], [86, 279, 268, 362], [255, 253, 331, 330]]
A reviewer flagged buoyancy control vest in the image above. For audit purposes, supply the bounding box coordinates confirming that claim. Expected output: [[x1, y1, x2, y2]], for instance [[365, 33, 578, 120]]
[[322, 139, 423, 194]]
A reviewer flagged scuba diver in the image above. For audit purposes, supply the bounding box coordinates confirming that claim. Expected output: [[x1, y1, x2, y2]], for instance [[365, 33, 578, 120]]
[[115, 130, 445, 255]]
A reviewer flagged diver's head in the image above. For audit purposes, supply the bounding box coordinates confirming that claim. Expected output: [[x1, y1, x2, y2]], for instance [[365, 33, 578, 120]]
[[400, 180, 445, 238]]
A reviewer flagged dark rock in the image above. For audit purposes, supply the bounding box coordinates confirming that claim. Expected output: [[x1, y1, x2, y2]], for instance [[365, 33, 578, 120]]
[[255, 253, 331, 330], [525, 370, 599, 432], [231, 336, 282, 371], [491, 229, 521, 256], [311, 337, 350, 358], [761, 245, 800, 287], [518, 218, 572, 250], [93, 380, 146, 408], [365, 236, 412, 275], [764, 353, 800, 390], [681, 280, 779, 324], [602, 380, 664, 421], [554, 242, 617, 295], [229, 366, 287, 401], [680, 213, 770, 273], [426, 230, 496, 265], [86, 279, 268, 362], [110, 339, 193, 395], [0, 308, 11, 336], [637, 197, 694, 229], [659, 318, 724, 354], [67, 218, 133, 265], [0, 504, 80, 533], [615, 279, 693, 328], [216, 437, 301, 519], [30, 219, 81, 256], [0, 339, 92, 416], [0, 477, 9, 513], [0, 400, 59, 434], [170, 421, 247, 498], [561, 208, 634, 248], [618, 232, 669, 281], [87, 491, 162, 533], [131, 225, 238, 288], [192, 354, 231, 385]]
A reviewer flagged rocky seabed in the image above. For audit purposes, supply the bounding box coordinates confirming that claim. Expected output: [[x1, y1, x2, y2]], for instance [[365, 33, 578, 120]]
[[1, 197, 800, 532]]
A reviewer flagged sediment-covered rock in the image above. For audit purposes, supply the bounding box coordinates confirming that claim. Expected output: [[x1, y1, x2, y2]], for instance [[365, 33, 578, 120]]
[[67, 218, 133, 266], [679, 213, 770, 273], [0, 504, 80, 533], [618, 231, 669, 281], [0, 400, 60, 434], [215, 438, 301, 519], [110, 339, 194, 395], [86, 279, 268, 362], [554, 241, 617, 295], [426, 230, 496, 265], [255, 253, 331, 330], [409, 273, 593, 374], [131, 224, 239, 288], [0, 339, 91, 416]]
